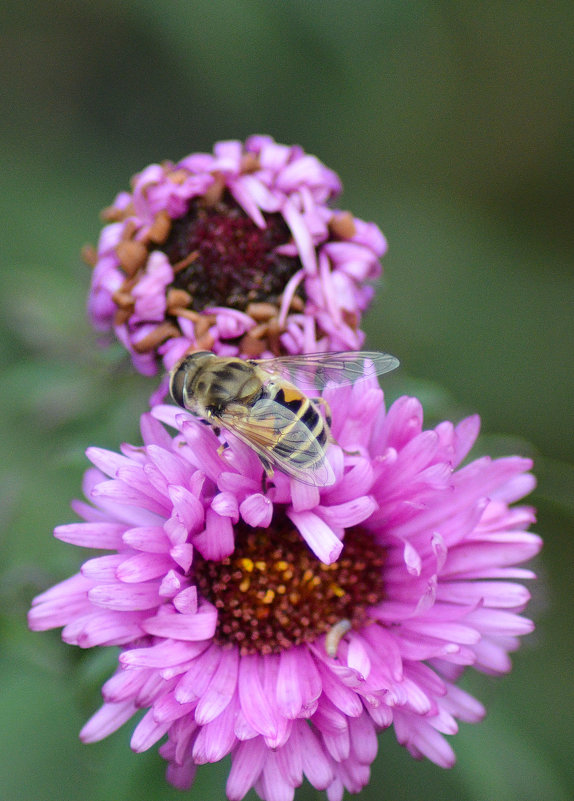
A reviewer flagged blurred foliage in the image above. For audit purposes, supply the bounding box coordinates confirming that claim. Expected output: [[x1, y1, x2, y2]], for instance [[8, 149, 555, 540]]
[[1, 1, 572, 799]]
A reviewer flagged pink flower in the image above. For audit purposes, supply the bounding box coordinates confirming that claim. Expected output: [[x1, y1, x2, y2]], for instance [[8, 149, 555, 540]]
[[28, 380, 541, 800], [86, 136, 386, 375]]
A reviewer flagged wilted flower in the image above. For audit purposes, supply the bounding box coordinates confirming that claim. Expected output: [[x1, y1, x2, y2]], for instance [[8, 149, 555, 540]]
[[86, 135, 386, 375], [29, 379, 541, 801]]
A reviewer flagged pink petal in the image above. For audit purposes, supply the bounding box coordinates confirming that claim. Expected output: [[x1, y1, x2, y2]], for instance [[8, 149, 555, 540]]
[[258, 750, 296, 801], [317, 496, 378, 529], [290, 479, 320, 513], [464, 608, 534, 636], [287, 509, 343, 564], [169, 542, 194, 572], [211, 491, 240, 521], [322, 721, 350, 762], [88, 582, 161, 611], [453, 415, 481, 464], [238, 655, 280, 740], [192, 696, 239, 763], [346, 635, 371, 677], [85, 447, 133, 477], [81, 555, 124, 581], [240, 493, 273, 527], [80, 700, 137, 743], [116, 552, 174, 582], [55, 522, 126, 549], [28, 574, 92, 630], [143, 603, 217, 641], [276, 648, 304, 718], [436, 580, 531, 609], [173, 586, 198, 614], [193, 508, 235, 560], [282, 199, 317, 275], [63, 610, 147, 647], [91, 478, 168, 518], [348, 713, 378, 764], [167, 485, 205, 537], [299, 722, 334, 790], [122, 525, 171, 553], [159, 569, 184, 598], [195, 647, 239, 725], [316, 663, 363, 718], [226, 737, 267, 800], [174, 645, 222, 704], [275, 728, 303, 786], [120, 639, 209, 668], [402, 620, 481, 645], [131, 709, 171, 752]]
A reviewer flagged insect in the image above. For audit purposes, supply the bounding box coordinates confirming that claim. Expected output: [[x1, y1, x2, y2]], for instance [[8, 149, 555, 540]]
[[325, 619, 352, 658], [169, 350, 399, 487]]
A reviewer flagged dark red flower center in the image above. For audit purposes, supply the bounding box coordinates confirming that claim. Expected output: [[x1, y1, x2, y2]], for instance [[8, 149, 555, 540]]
[[163, 196, 303, 312], [194, 515, 386, 655]]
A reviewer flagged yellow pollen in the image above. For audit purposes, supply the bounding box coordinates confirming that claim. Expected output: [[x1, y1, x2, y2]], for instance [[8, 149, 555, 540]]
[[302, 569, 314, 583], [239, 577, 251, 592], [239, 558, 254, 573], [262, 590, 275, 604], [282, 568, 294, 581], [332, 585, 346, 598], [254, 561, 267, 572], [274, 560, 289, 571]]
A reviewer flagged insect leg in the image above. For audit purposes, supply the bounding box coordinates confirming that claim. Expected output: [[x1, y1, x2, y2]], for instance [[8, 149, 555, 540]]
[[217, 441, 229, 457], [256, 455, 275, 493]]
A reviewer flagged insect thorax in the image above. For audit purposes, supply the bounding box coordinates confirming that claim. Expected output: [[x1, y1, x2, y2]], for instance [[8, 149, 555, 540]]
[[198, 361, 263, 412]]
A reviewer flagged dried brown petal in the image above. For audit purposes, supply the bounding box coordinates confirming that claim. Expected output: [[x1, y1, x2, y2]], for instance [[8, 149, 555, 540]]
[[166, 288, 193, 311], [329, 211, 356, 240], [81, 244, 98, 267], [116, 240, 149, 277], [112, 290, 134, 309], [145, 210, 172, 245], [132, 322, 180, 353], [246, 302, 278, 322], [239, 334, 267, 357], [202, 173, 226, 207]]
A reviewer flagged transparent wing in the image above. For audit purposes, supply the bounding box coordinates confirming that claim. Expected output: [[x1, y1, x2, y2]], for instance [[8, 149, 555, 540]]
[[254, 351, 399, 390], [215, 399, 335, 487]]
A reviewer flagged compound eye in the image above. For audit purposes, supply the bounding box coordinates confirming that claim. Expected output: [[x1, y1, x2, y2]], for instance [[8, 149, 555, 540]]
[[169, 362, 188, 408], [168, 352, 214, 409]]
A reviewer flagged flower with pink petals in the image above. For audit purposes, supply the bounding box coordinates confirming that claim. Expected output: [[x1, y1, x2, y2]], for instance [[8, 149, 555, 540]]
[[85, 135, 386, 375], [29, 379, 541, 801]]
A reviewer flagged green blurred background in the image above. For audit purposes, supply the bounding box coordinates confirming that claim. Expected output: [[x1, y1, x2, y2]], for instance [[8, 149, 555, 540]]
[[1, 2, 572, 799]]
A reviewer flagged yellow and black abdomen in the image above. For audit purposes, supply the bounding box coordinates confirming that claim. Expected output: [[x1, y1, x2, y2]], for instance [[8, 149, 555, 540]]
[[270, 385, 328, 469]]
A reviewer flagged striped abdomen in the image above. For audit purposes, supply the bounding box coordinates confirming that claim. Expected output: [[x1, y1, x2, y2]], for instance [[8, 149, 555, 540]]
[[268, 384, 328, 470]]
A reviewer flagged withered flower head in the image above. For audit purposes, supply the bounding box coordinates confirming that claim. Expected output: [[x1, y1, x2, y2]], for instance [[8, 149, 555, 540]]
[[86, 136, 386, 375]]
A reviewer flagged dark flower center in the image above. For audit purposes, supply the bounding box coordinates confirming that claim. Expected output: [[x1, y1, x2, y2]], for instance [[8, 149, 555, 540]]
[[193, 515, 386, 655], [163, 196, 303, 312]]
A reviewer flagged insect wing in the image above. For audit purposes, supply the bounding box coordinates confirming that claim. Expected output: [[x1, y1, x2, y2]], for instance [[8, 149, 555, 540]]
[[255, 351, 399, 390], [217, 399, 335, 487]]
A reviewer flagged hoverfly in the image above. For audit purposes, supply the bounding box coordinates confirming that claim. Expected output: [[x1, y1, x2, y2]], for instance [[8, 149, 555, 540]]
[[169, 350, 399, 487]]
